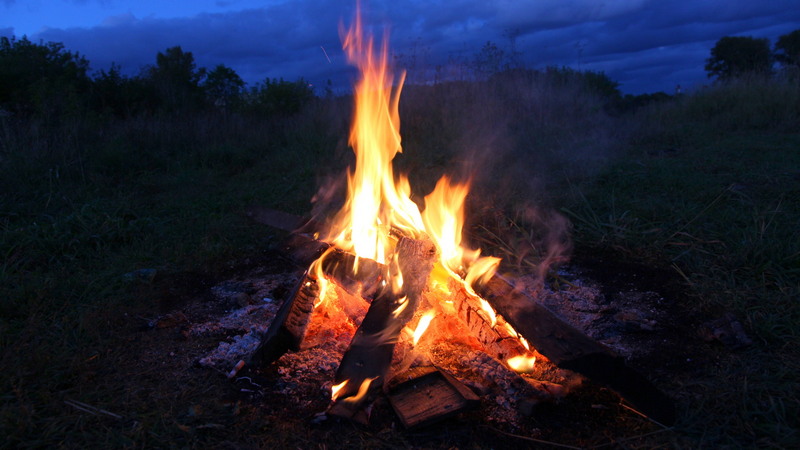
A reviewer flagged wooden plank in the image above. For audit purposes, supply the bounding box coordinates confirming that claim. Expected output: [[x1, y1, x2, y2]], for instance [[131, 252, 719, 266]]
[[387, 368, 479, 428]]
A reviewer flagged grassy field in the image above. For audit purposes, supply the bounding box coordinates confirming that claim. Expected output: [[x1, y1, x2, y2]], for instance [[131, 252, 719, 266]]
[[1, 75, 798, 447]]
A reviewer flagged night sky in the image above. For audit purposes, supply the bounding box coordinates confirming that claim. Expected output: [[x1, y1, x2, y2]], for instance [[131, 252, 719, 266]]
[[3, 0, 800, 95]]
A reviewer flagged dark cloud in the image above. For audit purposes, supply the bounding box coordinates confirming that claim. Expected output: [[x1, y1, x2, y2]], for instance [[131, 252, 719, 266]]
[[36, 1, 351, 84], [22, 0, 800, 94]]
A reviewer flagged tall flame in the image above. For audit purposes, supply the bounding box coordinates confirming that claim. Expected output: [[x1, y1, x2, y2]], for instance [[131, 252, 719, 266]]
[[326, 6, 422, 265], [324, 5, 498, 288]]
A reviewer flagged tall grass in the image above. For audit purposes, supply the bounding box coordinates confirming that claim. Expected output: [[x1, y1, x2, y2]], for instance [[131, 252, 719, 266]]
[[632, 74, 800, 149]]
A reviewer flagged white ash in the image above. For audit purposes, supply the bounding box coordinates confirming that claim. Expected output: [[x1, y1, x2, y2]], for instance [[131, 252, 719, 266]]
[[197, 329, 262, 371], [513, 271, 667, 359], [189, 303, 279, 336], [276, 347, 341, 380], [193, 273, 293, 371]]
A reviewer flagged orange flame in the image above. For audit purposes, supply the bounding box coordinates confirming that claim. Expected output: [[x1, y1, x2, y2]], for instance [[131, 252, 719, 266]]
[[342, 377, 378, 404], [319, 4, 544, 396], [326, 5, 422, 266]]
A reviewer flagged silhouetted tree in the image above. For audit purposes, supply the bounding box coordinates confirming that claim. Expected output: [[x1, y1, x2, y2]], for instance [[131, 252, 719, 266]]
[[544, 66, 621, 99], [144, 46, 206, 112], [203, 64, 244, 110], [705, 36, 772, 81], [0, 36, 90, 117], [775, 29, 800, 69]]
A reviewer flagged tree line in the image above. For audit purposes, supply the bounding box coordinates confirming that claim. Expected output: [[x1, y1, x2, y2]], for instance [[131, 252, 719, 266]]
[[1, 28, 798, 121], [0, 37, 315, 119]]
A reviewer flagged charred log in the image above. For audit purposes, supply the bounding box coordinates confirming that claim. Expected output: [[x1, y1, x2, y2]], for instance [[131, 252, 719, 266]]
[[460, 350, 564, 406], [427, 274, 534, 364]]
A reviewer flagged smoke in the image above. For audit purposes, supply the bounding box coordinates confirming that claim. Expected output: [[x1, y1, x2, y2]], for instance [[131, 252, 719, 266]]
[[396, 70, 619, 282]]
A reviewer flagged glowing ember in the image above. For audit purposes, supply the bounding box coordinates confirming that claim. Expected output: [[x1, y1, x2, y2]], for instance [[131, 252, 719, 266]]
[[507, 355, 537, 373]]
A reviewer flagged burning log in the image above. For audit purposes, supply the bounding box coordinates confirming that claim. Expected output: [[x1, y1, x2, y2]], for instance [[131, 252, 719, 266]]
[[427, 273, 536, 368], [330, 235, 438, 417], [253, 219, 676, 425]]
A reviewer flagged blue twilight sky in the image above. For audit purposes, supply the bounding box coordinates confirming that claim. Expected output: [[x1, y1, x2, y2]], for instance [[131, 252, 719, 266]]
[[2, 0, 799, 95]]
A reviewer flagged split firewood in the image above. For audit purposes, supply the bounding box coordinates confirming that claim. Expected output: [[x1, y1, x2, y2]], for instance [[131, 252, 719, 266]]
[[425, 272, 538, 367], [330, 236, 438, 418]]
